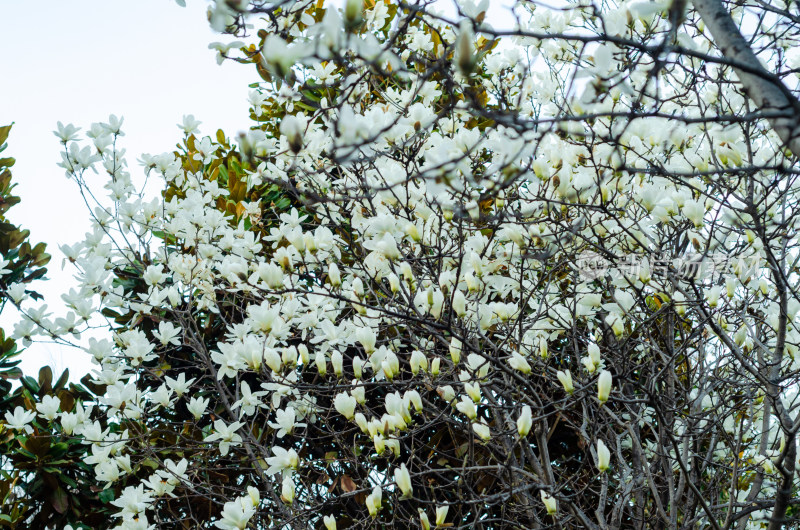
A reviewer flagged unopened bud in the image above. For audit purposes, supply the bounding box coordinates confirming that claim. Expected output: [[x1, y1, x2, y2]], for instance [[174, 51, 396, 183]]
[[455, 21, 476, 75], [344, 0, 364, 31]]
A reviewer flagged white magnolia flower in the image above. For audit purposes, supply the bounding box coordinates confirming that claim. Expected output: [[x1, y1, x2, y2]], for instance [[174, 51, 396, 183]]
[[597, 370, 613, 404], [333, 392, 357, 420], [164, 372, 193, 397], [111, 485, 154, 517], [556, 370, 574, 394], [597, 439, 611, 472], [472, 420, 491, 441], [268, 406, 304, 438], [517, 405, 532, 438], [540, 490, 557, 515], [435, 505, 449, 526], [187, 396, 209, 420], [214, 497, 256, 530], [36, 395, 61, 421], [4, 406, 36, 433], [154, 322, 183, 348], [204, 419, 244, 456], [366, 485, 382, 517], [394, 463, 413, 498], [265, 446, 299, 476]]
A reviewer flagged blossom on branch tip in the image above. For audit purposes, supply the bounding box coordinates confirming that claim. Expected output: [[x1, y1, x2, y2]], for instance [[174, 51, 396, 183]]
[[4, 406, 35, 433]]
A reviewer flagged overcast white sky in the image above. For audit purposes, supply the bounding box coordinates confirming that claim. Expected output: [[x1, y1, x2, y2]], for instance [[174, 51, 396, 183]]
[[0, 0, 255, 379]]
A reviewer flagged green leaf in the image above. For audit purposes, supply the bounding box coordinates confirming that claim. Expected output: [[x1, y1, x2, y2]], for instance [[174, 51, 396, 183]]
[[79, 374, 106, 396], [98, 489, 115, 504], [49, 442, 70, 459], [57, 389, 75, 412], [216, 129, 229, 148], [38, 366, 53, 393], [53, 369, 69, 391], [217, 164, 229, 185], [0, 367, 22, 380], [50, 487, 68, 514], [20, 375, 39, 395], [58, 474, 78, 489], [23, 435, 51, 458], [0, 124, 12, 147]]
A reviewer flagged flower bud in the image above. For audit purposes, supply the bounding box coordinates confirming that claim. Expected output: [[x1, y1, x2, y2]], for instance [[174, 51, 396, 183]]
[[452, 289, 467, 317], [366, 487, 382, 517], [355, 412, 368, 433], [556, 370, 574, 394], [394, 464, 413, 498], [344, 0, 364, 31], [281, 476, 295, 504], [455, 20, 476, 75], [540, 490, 557, 515], [279, 115, 305, 154], [316, 351, 327, 376], [334, 392, 356, 420], [517, 405, 532, 437], [435, 506, 449, 526], [431, 357, 441, 377], [298, 344, 309, 364], [328, 263, 341, 287], [597, 370, 612, 404], [449, 338, 462, 364], [419, 510, 431, 530], [597, 439, 611, 472], [352, 356, 364, 379], [331, 350, 344, 378], [410, 350, 428, 375]]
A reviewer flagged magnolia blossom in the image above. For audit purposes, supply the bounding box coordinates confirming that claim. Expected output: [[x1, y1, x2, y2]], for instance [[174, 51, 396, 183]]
[[435, 505, 449, 526], [110, 485, 153, 518], [186, 396, 209, 420], [281, 476, 295, 504], [597, 370, 613, 404], [36, 395, 61, 421], [456, 395, 477, 421], [215, 497, 256, 530], [540, 490, 557, 515], [394, 464, 413, 498], [268, 407, 301, 438], [366, 486, 382, 517], [265, 446, 299, 476], [517, 405, 532, 438], [333, 392, 356, 420], [204, 420, 244, 456], [597, 439, 611, 472], [556, 370, 574, 394], [279, 114, 306, 154], [4, 406, 36, 433], [472, 420, 491, 441]]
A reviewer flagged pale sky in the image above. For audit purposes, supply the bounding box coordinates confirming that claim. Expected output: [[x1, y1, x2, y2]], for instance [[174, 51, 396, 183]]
[[0, 0, 255, 379]]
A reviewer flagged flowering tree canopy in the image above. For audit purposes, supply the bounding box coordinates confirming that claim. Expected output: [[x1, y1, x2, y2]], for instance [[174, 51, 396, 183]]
[[5, 0, 800, 528]]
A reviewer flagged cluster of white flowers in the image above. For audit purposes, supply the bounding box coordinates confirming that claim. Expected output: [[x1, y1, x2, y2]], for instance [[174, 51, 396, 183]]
[[7, 0, 800, 527]]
